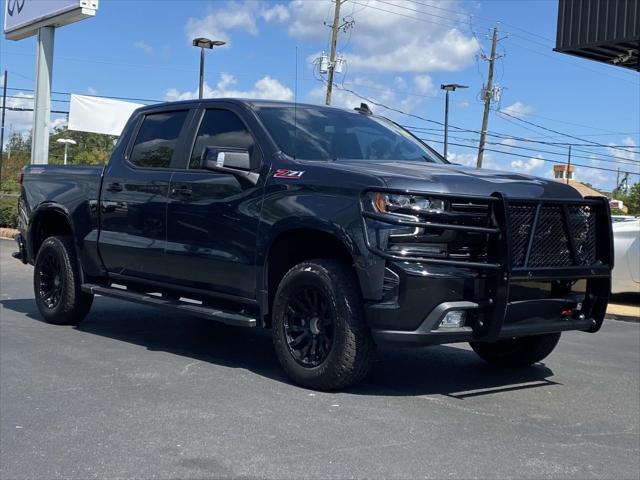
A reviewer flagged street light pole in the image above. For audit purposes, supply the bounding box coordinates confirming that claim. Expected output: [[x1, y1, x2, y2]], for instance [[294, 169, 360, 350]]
[[440, 84, 468, 161], [199, 47, 205, 100], [192, 38, 226, 100], [56, 138, 76, 165], [444, 89, 450, 161]]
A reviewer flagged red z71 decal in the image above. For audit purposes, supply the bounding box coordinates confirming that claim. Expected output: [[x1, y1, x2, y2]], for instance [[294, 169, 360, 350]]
[[274, 169, 304, 179]]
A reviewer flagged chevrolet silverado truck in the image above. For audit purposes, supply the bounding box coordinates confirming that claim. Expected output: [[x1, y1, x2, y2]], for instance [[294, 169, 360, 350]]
[[13, 99, 613, 390]]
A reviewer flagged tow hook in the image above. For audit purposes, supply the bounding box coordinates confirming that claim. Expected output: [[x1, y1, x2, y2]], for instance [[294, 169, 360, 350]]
[[561, 306, 586, 321]]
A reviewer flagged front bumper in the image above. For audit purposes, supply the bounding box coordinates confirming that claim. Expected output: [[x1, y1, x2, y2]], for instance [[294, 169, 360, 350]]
[[362, 192, 613, 346]]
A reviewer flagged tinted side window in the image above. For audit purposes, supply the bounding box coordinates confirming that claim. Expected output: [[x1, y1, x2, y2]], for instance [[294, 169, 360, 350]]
[[129, 110, 188, 168], [190, 109, 257, 169]]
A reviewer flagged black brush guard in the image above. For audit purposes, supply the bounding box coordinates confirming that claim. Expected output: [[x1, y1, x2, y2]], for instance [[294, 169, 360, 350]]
[[362, 191, 613, 341]]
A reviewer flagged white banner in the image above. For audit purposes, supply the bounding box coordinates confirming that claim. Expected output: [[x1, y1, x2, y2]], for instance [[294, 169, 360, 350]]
[[68, 94, 143, 136]]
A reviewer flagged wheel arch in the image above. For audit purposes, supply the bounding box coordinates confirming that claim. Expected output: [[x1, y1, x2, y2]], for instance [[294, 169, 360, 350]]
[[29, 204, 76, 262], [260, 224, 357, 326]]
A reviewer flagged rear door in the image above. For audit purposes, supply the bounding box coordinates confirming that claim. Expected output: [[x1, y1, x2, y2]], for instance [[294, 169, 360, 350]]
[[165, 107, 264, 299], [99, 107, 193, 281]]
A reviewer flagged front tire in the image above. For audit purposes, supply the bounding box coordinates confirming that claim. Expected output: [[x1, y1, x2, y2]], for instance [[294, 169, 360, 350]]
[[272, 259, 376, 390], [33, 236, 93, 325], [470, 332, 561, 367]]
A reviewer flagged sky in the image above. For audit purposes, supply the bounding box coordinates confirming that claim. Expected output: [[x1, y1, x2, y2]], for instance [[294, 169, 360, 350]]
[[1, 0, 639, 191]]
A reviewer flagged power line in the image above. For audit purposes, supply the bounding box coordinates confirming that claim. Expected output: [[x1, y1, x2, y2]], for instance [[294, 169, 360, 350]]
[[330, 82, 638, 171], [408, 124, 639, 165], [498, 109, 640, 153], [422, 130, 639, 168], [372, 0, 469, 29], [6, 86, 162, 104], [419, 137, 639, 177], [349, 0, 462, 29]]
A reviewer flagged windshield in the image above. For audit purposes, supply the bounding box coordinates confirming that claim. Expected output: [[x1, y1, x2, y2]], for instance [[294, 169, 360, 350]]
[[255, 105, 444, 163]]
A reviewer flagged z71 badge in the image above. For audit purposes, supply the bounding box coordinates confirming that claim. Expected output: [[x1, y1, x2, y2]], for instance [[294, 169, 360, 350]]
[[273, 169, 304, 179]]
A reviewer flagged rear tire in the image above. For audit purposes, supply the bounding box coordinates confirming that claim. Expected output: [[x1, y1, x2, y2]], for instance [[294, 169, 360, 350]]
[[272, 259, 376, 390], [33, 236, 93, 325], [470, 332, 561, 367]]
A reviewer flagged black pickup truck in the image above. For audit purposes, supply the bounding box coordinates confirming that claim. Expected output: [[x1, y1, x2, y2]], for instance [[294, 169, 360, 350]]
[[14, 99, 613, 390]]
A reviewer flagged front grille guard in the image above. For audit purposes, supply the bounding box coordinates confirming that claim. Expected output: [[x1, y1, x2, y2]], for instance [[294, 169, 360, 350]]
[[361, 190, 613, 338]]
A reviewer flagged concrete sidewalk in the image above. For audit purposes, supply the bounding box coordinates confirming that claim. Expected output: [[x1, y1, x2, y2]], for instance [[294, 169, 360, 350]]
[[608, 296, 640, 322]]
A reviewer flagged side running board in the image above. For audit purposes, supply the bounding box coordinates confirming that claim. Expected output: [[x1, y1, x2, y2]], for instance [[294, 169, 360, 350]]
[[81, 284, 257, 328]]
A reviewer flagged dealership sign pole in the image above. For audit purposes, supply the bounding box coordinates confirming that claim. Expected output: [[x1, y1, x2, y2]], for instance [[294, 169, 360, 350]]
[[3, 0, 99, 165]]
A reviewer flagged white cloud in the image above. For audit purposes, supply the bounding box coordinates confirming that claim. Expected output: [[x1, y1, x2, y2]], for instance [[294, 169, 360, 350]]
[[447, 152, 476, 166], [0, 90, 67, 143], [87, 86, 98, 95], [164, 73, 293, 101], [447, 151, 499, 170], [307, 75, 433, 119], [574, 166, 609, 186], [501, 101, 535, 119], [287, 0, 479, 73], [413, 75, 435, 96], [510, 154, 544, 173], [500, 137, 518, 151], [185, 2, 259, 46], [133, 40, 154, 56], [607, 136, 638, 163], [261, 3, 290, 22], [51, 117, 68, 130]]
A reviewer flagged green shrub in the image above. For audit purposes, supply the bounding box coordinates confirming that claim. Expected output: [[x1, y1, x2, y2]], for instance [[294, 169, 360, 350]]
[[0, 197, 19, 228]]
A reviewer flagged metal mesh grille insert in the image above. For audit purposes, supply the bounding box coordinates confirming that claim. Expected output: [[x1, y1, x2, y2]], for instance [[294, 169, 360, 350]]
[[509, 203, 598, 269]]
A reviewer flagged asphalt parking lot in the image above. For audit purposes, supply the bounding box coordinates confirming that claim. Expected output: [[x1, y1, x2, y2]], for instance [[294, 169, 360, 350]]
[[1, 239, 639, 479]]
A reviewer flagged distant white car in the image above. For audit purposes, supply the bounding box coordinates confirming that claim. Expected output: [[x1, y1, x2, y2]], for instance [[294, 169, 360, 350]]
[[612, 218, 640, 294]]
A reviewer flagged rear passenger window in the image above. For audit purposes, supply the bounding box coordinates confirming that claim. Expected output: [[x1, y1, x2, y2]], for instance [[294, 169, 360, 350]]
[[129, 110, 188, 168], [190, 109, 258, 169]]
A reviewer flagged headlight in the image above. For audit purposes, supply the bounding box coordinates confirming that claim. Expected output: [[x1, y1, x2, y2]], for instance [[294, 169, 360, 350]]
[[370, 192, 449, 216]]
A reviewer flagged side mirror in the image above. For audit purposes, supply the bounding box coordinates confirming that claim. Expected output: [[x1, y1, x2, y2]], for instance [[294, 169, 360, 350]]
[[201, 146, 259, 185], [203, 147, 251, 171]]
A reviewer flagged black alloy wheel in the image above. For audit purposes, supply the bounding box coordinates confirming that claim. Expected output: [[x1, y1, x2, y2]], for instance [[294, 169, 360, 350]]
[[38, 251, 64, 309], [283, 284, 334, 367], [272, 259, 376, 390]]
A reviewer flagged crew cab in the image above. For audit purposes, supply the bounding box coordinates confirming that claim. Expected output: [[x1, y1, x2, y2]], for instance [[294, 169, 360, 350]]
[[14, 99, 614, 390]]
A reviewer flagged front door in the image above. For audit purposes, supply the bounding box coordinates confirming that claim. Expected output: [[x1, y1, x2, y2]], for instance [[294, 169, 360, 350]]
[[99, 108, 191, 281], [165, 108, 264, 299]]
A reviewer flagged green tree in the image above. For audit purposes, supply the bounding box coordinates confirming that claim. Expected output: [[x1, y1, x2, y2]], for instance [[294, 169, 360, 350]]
[[625, 183, 640, 215], [612, 182, 640, 216], [1, 132, 31, 192], [49, 127, 116, 165]]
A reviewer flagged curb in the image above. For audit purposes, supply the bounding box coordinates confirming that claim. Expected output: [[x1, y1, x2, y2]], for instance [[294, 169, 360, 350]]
[[0, 228, 18, 241], [606, 309, 640, 323]]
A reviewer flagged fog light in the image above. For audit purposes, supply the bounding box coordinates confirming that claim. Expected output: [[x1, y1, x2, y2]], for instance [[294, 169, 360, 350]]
[[439, 310, 466, 329]]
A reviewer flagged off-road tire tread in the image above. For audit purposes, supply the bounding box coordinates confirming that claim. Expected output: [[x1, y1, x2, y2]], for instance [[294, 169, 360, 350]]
[[34, 235, 93, 325], [272, 259, 376, 390]]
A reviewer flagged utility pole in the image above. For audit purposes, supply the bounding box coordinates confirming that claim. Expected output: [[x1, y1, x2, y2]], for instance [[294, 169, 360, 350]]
[[325, 0, 344, 106], [7, 125, 13, 161], [566, 145, 572, 185], [0, 70, 7, 165], [477, 27, 500, 169]]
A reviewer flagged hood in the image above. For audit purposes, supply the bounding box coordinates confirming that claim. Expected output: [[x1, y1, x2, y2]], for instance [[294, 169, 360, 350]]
[[325, 160, 582, 199]]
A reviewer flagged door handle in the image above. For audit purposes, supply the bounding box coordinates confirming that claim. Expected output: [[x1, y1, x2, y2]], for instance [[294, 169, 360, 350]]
[[106, 182, 124, 193], [171, 186, 193, 197]]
